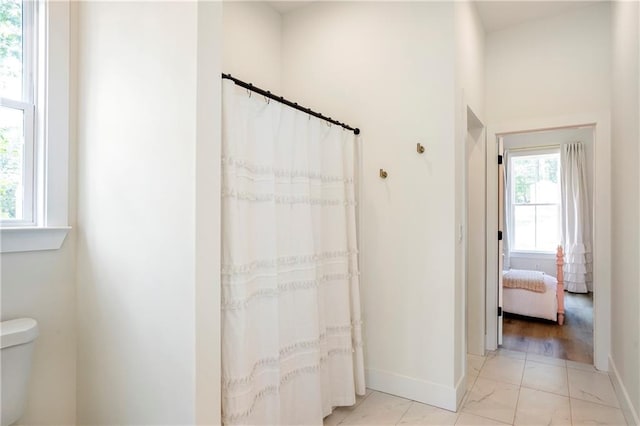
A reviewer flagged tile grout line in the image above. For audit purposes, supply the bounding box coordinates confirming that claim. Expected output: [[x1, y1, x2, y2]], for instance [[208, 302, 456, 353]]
[[520, 357, 572, 399], [569, 395, 623, 410], [519, 384, 570, 399], [335, 390, 374, 426], [467, 352, 522, 425], [509, 353, 528, 425], [567, 367, 623, 409], [394, 400, 414, 426], [566, 364, 575, 425], [358, 389, 374, 406]]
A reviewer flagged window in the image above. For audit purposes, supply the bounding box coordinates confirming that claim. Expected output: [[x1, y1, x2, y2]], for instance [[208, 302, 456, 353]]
[[509, 150, 560, 253], [0, 0, 70, 252], [0, 0, 36, 224]]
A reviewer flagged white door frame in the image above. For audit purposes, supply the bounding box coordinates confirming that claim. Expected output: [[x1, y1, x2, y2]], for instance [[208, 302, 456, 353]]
[[466, 106, 486, 357], [485, 111, 611, 371]]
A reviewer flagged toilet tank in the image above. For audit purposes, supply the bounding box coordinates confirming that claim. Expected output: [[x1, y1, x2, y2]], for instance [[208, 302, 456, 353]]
[[1, 318, 39, 426]]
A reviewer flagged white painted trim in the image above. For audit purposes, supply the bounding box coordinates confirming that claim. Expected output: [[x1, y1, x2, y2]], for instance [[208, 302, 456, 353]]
[[485, 112, 611, 370], [455, 372, 467, 410], [0, 226, 70, 253], [509, 251, 556, 259], [609, 355, 640, 426], [486, 130, 499, 351], [42, 1, 70, 228], [365, 368, 458, 412]]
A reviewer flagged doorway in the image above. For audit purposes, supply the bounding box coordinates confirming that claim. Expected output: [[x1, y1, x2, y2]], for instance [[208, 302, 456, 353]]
[[465, 106, 486, 357], [496, 125, 595, 364]]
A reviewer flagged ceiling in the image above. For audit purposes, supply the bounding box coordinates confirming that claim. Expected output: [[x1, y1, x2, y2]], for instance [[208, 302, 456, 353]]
[[267, 1, 310, 14], [266, 1, 600, 33], [475, 1, 598, 32]]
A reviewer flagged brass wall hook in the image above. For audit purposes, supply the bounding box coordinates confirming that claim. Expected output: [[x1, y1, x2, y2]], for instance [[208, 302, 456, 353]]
[[379, 169, 388, 179], [417, 143, 425, 154]]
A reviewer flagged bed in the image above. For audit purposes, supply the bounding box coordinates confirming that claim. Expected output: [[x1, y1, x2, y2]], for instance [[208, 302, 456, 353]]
[[502, 246, 565, 325]]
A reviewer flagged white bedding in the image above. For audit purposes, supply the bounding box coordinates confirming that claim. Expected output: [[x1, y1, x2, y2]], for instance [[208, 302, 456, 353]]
[[503, 274, 558, 321]]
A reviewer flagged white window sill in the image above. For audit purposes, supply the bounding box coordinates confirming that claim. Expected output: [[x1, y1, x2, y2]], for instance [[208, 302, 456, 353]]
[[510, 251, 555, 259], [0, 227, 71, 253]]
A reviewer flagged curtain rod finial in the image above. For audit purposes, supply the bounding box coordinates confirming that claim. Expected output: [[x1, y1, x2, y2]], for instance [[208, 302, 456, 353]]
[[354, 128, 360, 135]]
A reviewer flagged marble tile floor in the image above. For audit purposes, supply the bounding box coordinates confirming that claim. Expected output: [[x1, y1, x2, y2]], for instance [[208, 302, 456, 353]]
[[324, 349, 627, 426]]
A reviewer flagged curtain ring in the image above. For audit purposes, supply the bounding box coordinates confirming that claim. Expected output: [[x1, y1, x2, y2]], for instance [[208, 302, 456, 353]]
[[247, 89, 252, 98]]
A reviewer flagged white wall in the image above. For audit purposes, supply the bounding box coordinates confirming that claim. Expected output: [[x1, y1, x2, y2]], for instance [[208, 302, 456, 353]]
[[282, 2, 461, 410], [76, 2, 221, 423], [484, 3, 612, 368], [503, 127, 595, 278], [486, 3, 611, 123], [195, 3, 223, 424], [0, 3, 77, 424], [456, 1, 485, 120], [222, 1, 282, 92], [610, 1, 640, 423]]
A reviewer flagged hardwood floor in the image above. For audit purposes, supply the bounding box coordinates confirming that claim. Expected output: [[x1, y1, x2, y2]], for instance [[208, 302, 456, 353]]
[[502, 292, 593, 364]]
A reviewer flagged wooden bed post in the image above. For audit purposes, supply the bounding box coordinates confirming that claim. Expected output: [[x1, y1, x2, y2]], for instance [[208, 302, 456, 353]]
[[556, 245, 565, 325]]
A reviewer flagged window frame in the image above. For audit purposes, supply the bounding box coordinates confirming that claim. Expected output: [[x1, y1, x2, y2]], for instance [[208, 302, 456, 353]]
[[0, 0, 71, 253], [508, 147, 561, 255]]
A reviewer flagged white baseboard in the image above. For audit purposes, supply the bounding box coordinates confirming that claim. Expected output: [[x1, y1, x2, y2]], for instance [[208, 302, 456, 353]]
[[608, 355, 640, 426], [455, 373, 467, 409], [365, 368, 459, 412]]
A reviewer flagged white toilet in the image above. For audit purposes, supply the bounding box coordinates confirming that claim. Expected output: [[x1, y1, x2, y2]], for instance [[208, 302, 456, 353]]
[[1, 318, 39, 426]]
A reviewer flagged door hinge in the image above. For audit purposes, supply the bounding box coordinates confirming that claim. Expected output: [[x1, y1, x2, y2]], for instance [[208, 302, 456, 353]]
[[498, 307, 502, 317], [498, 154, 503, 165], [498, 230, 503, 241]]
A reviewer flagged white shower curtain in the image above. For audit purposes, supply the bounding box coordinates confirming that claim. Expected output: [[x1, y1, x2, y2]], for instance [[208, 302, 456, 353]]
[[221, 80, 365, 425], [561, 142, 592, 293]]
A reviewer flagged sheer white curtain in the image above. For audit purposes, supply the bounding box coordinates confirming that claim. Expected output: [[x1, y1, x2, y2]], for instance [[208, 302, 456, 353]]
[[221, 80, 365, 425], [561, 142, 592, 293]]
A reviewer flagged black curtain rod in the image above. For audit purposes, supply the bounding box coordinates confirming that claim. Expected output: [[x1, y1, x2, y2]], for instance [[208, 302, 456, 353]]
[[222, 73, 360, 135]]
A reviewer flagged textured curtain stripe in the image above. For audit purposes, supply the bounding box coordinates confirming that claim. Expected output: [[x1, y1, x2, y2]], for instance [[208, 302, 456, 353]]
[[223, 342, 354, 391], [222, 271, 359, 286], [224, 365, 321, 423], [222, 354, 353, 424], [222, 156, 354, 183], [222, 188, 357, 206], [223, 273, 355, 310], [221, 250, 358, 276]]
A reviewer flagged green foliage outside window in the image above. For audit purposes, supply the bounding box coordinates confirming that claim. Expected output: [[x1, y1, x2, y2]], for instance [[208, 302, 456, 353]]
[[1, 0, 22, 95], [0, 0, 23, 219], [513, 155, 559, 204]]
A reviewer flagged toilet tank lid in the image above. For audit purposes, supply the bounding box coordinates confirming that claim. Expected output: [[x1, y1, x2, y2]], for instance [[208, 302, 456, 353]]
[[1, 318, 39, 349]]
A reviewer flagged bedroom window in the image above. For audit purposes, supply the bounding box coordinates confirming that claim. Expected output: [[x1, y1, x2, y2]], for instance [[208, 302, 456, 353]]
[[509, 150, 561, 253]]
